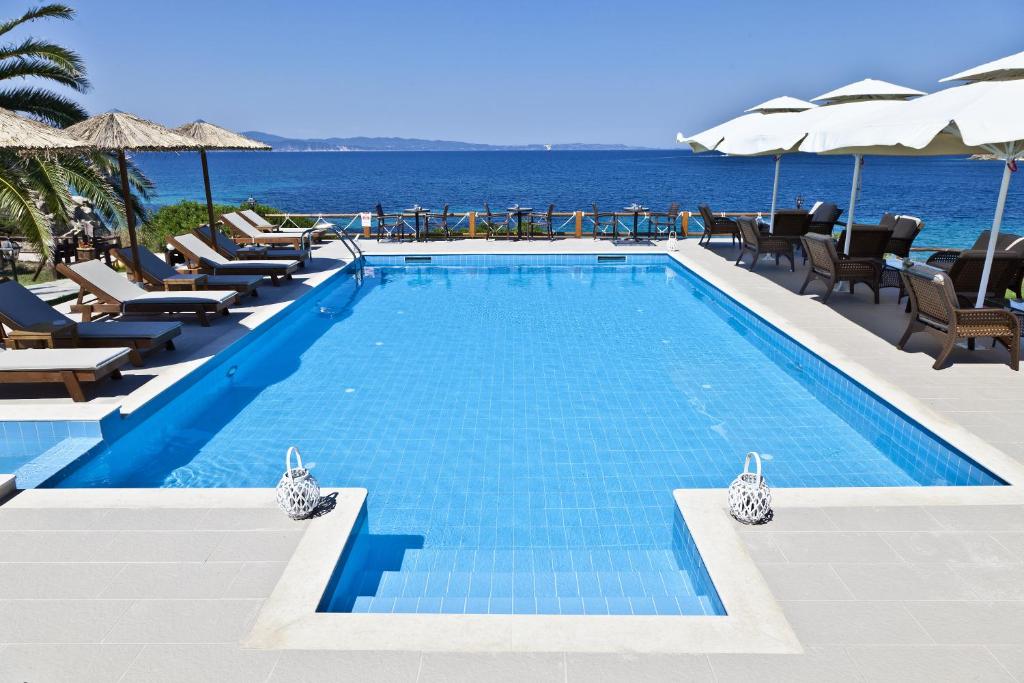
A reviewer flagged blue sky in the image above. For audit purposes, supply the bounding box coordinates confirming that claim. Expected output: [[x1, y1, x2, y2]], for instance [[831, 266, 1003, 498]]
[[34, 0, 1024, 147]]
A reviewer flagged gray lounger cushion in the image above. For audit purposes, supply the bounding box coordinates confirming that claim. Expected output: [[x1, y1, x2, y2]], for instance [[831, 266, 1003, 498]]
[[175, 233, 300, 272], [76, 321, 183, 341], [0, 347, 130, 372], [66, 260, 236, 306]]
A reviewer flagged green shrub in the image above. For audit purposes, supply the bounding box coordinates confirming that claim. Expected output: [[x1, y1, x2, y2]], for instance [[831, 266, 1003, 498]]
[[139, 201, 316, 250]]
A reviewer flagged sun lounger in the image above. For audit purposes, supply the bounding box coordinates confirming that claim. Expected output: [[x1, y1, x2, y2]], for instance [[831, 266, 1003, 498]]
[[221, 212, 309, 249], [898, 267, 1019, 370], [169, 233, 300, 286], [0, 279, 181, 366], [57, 260, 237, 326], [0, 347, 131, 401], [237, 209, 324, 240], [194, 225, 307, 265], [113, 246, 261, 298]]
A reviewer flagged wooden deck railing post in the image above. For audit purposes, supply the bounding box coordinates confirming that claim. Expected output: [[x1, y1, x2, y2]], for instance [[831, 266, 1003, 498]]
[[681, 210, 690, 237], [468, 211, 476, 238], [363, 212, 371, 239], [575, 210, 583, 238]]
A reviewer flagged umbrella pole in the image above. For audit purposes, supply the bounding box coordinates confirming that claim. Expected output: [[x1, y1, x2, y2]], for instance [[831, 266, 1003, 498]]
[[199, 149, 217, 249], [769, 155, 781, 232], [842, 154, 863, 255], [117, 150, 142, 281], [974, 159, 1014, 308]]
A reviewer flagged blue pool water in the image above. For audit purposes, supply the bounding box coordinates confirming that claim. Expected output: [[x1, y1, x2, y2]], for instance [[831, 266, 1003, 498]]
[[47, 255, 1000, 615]]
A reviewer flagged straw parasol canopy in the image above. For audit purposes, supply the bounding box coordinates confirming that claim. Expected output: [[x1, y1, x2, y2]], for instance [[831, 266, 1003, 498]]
[[66, 111, 201, 279], [174, 121, 270, 244], [0, 106, 90, 151]]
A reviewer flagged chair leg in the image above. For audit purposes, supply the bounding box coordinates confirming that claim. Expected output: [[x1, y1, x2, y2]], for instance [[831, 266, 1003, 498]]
[[819, 276, 835, 303], [748, 247, 758, 271], [798, 270, 815, 295], [784, 251, 794, 272], [897, 320, 922, 350], [933, 335, 957, 370], [734, 249, 744, 266], [165, 340, 176, 351], [196, 307, 210, 327], [128, 349, 143, 367], [61, 370, 85, 402]]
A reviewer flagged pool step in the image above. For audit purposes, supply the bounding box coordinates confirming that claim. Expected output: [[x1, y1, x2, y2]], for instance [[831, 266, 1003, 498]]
[[392, 546, 682, 573], [346, 568, 714, 615]]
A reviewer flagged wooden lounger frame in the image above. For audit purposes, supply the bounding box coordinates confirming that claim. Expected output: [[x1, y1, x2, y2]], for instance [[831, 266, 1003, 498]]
[[0, 354, 126, 402], [170, 235, 298, 287]]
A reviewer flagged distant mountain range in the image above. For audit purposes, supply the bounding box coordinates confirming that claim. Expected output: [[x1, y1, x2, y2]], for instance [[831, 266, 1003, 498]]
[[240, 132, 648, 152]]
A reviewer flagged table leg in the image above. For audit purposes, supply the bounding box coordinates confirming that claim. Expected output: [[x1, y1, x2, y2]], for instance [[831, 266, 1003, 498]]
[[634, 213, 640, 241]]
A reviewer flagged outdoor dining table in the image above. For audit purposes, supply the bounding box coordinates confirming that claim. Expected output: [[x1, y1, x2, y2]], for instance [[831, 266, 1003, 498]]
[[403, 206, 430, 240], [622, 205, 649, 241], [507, 206, 533, 240]]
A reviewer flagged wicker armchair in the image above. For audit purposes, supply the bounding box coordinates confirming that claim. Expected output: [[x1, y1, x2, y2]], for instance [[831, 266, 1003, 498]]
[[770, 211, 812, 237], [591, 203, 618, 240], [649, 202, 680, 239], [886, 215, 924, 256], [374, 203, 408, 242], [482, 203, 512, 239], [927, 230, 1024, 299], [835, 226, 893, 258], [424, 204, 451, 240], [736, 217, 794, 271], [697, 204, 739, 246], [898, 268, 1020, 370], [799, 233, 883, 304], [806, 202, 843, 235], [528, 204, 555, 240], [943, 251, 1022, 305]]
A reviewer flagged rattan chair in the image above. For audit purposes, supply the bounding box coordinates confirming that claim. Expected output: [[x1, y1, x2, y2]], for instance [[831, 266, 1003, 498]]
[[697, 204, 739, 246], [591, 204, 618, 240], [736, 217, 794, 271], [649, 202, 680, 239], [375, 203, 408, 242], [927, 230, 1024, 299], [835, 226, 893, 259], [898, 268, 1020, 370], [799, 233, 883, 303], [528, 204, 555, 240], [482, 203, 512, 239], [425, 204, 452, 240]]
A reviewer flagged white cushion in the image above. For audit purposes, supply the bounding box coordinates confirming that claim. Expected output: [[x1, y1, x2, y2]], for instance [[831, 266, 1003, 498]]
[[0, 347, 130, 371]]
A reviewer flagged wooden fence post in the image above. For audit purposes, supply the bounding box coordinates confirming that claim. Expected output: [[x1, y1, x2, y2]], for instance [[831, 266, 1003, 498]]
[[468, 211, 476, 238], [575, 211, 583, 238], [681, 211, 690, 237], [363, 213, 371, 239]]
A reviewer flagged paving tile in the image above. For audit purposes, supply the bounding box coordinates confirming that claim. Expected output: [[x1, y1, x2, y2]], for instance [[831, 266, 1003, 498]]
[[419, 652, 565, 683], [880, 532, 1020, 564], [201, 508, 310, 531], [737, 532, 786, 563], [0, 599, 132, 643], [100, 530, 225, 562], [268, 650, 422, 683], [780, 600, 932, 645], [987, 645, 1024, 680], [0, 530, 118, 562], [0, 644, 142, 683], [708, 646, 861, 682], [770, 532, 900, 563], [824, 506, 942, 532], [847, 645, 1014, 682], [832, 563, 977, 600], [91, 508, 213, 531], [0, 562, 123, 598], [925, 506, 1024, 532], [102, 599, 263, 644], [565, 653, 713, 682], [743, 508, 837, 532], [208, 529, 304, 562], [100, 562, 244, 599], [223, 562, 287, 598], [949, 564, 1024, 600], [122, 644, 280, 683], [0, 508, 111, 530], [990, 532, 1024, 560], [907, 601, 1024, 644], [757, 563, 854, 601]]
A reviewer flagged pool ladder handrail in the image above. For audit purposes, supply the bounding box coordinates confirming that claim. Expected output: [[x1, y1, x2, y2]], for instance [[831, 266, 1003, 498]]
[[305, 226, 364, 263]]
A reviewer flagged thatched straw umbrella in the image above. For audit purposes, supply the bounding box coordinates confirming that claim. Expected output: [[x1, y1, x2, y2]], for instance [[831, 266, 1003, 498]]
[[0, 106, 91, 151], [174, 121, 270, 249], [66, 111, 199, 280]]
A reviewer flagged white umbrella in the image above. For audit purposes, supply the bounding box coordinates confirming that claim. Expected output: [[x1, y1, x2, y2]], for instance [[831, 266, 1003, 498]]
[[677, 96, 816, 230], [795, 57, 1024, 306]]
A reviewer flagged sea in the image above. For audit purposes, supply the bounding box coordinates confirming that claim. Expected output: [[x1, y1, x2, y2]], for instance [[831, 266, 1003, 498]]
[[133, 150, 1023, 250]]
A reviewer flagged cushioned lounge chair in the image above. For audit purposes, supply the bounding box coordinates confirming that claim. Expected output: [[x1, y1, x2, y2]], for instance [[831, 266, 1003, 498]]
[[195, 225, 307, 265], [736, 217, 794, 271], [0, 347, 131, 401], [169, 233, 300, 287], [238, 209, 324, 240], [799, 233, 882, 303], [898, 267, 1019, 371], [806, 202, 843, 235], [57, 260, 237, 326], [113, 246, 261, 298], [928, 230, 1024, 299], [0, 279, 180, 366], [697, 204, 739, 246], [221, 212, 309, 250], [835, 226, 893, 259]]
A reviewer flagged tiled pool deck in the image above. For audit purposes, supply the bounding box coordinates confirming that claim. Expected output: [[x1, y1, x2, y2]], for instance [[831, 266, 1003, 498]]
[[1, 237, 1024, 681]]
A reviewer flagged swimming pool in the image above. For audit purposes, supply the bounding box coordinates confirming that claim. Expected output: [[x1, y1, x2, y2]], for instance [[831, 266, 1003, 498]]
[[45, 254, 1001, 615]]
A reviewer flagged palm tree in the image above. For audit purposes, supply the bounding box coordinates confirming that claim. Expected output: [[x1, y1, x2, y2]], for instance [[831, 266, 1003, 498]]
[[0, 3, 150, 273]]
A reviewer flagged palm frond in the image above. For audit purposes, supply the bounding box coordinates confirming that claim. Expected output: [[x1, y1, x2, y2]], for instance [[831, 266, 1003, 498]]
[[0, 38, 88, 89], [0, 167, 53, 260], [0, 56, 88, 92], [0, 85, 87, 126], [25, 154, 72, 228], [0, 4, 74, 39], [60, 154, 126, 227]]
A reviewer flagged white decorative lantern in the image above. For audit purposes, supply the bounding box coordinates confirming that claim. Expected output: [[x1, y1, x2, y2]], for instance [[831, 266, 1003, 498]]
[[667, 230, 679, 252], [276, 446, 321, 520], [728, 451, 772, 524]]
